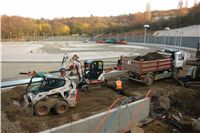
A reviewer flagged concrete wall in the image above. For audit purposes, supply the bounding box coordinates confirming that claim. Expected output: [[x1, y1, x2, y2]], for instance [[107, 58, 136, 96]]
[[40, 98, 150, 133]]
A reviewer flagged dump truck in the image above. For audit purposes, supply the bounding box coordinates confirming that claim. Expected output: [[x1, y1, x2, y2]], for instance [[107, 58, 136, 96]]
[[121, 51, 184, 85]]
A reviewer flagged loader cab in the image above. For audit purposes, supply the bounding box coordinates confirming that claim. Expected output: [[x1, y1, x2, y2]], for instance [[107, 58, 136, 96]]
[[27, 73, 65, 94], [84, 60, 103, 80]]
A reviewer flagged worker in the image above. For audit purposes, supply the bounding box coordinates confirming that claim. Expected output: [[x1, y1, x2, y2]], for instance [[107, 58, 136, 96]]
[[72, 54, 83, 80], [60, 68, 66, 77], [66, 41, 68, 47], [62, 53, 69, 69], [117, 55, 124, 66], [115, 78, 123, 95]]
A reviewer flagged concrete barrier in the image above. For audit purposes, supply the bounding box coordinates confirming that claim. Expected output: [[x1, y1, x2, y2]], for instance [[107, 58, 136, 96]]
[[40, 98, 150, 133]]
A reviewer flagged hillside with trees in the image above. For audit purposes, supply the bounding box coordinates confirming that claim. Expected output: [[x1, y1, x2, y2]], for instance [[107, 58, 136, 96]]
[[1, 2, 200, 39]]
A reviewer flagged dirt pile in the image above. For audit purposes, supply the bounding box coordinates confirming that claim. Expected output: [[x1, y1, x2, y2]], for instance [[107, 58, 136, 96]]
[[170, 90, 200, 117], [134, 52, 166, 61]]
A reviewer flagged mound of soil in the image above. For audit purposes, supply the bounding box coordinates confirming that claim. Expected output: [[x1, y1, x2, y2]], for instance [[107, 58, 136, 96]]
[[134, 52, 166, 61]]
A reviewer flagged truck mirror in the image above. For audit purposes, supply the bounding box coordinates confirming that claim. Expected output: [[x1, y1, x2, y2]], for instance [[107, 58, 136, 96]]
[[182, 54, 185, 60]]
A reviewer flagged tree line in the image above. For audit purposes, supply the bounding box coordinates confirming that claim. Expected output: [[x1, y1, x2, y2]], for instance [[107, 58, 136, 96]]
[[1, 3, 200, 39]]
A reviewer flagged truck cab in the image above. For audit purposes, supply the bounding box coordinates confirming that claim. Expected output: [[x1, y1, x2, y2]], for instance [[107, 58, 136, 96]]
[[173, 51, 184, 68], [158, 49, 185, 69]]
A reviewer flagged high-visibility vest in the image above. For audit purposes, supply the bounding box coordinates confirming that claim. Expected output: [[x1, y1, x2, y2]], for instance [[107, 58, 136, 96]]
[[116, 80, 122, 90]]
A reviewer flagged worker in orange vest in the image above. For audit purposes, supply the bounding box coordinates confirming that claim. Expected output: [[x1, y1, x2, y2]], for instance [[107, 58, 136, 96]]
[[115, 78, 123, 95]]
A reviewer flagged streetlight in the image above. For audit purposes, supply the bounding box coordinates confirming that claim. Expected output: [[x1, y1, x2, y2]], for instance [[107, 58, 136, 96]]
[[179, 31, 183, 47], [9, 32, 12, 41], [154, 33, 159, 44], [175, 29, 183, 47], [164, 27, 170, 45], [43, 32, 44, 40], [144, 24, 150, 44], [33, 32, 35, 40]]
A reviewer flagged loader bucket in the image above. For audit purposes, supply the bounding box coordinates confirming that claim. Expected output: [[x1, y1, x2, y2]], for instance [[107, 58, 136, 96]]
[[21, 94, 30, 108], [19, 94, 34, 114], [5, 95, 33, 115]]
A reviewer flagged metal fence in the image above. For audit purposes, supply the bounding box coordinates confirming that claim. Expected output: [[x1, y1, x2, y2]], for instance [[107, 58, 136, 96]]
[[97, 35, 200, 49]]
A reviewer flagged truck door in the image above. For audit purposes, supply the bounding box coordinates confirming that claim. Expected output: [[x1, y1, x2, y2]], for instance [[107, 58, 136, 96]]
[[174, 52, 184, 68]]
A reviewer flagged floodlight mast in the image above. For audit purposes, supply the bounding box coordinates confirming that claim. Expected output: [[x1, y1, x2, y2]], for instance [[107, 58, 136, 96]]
[[144, 24, 150, 44], [164, 27, 170, 45]]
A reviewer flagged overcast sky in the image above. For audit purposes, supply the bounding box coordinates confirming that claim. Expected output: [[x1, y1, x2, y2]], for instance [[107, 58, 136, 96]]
[[0, 0, 198, 19]]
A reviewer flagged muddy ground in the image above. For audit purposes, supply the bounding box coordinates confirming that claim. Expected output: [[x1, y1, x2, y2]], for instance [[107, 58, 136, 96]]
[[2, 74, 200, 133], [1, 86, 120, 133]]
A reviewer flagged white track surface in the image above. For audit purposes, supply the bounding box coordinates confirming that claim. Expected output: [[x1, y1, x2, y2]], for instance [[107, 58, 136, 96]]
[[2, 41, 149, 62]]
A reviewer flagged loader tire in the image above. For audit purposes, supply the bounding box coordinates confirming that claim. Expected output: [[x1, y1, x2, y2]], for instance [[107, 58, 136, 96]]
[[54, 101, 69, 115], [81, 85, 89, 92], [34, 102, 50, 116]]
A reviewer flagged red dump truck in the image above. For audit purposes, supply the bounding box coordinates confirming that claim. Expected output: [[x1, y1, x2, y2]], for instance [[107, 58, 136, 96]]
[[122, 51, 185, 85]]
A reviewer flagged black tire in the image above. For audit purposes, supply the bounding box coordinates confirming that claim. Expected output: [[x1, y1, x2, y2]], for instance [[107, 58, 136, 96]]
[[172, 69, 179, 79], [54, 101, 69, 115], [34, 102, 50, 116], [81, 85, 89, 92], [144, 74, 154, 86]]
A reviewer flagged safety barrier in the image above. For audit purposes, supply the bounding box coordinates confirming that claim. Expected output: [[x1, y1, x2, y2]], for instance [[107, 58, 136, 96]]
[[40, 98, 150, 133]]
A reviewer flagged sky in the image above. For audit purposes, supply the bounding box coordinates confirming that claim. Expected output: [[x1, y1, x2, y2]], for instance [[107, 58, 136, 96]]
[[0, 0, 198, 19]]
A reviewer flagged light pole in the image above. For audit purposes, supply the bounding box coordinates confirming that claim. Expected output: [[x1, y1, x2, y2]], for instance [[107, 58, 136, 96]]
[[43, 32, 44, 40], [175, 29, 182, 47], [33, 32, 35, 40], [164, 27, 170, 45], [154, 33, 159, 44], [144, 24, 150, 44], [179, 31, 183, 47], [9, 32, 12, 41], [175, 30, 179, 46], [125, 33, 127, 41]]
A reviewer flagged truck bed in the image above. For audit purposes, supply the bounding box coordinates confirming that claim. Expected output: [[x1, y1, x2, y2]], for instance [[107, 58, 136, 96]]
[[122, 57, 172, 75]]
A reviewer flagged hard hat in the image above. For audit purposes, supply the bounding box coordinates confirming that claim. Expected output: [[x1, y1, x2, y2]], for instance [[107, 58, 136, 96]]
[[72, 54, 79, 60]]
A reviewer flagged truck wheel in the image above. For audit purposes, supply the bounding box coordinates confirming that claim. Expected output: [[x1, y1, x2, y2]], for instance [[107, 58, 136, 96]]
[[34, 102, 50, 116], [144, 75, 154, 86], [54, 101, 69, 115], [172, 69, 179, 79]]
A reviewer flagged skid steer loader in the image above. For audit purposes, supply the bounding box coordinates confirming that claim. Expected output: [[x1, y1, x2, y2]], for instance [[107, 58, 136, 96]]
[[20, 71, 78, 116]]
